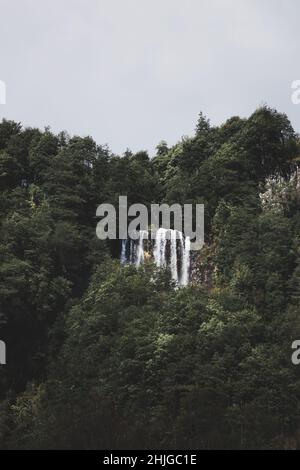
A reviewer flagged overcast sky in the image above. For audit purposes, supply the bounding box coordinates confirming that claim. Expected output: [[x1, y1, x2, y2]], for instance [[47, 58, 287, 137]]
[[0, 0, 299, 155]]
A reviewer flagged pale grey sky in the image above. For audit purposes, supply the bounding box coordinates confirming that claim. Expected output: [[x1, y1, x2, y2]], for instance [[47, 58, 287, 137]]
[[0, 0, 299, 155]]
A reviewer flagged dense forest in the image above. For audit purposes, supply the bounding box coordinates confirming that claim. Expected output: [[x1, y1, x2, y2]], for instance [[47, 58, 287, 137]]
[[1, 107, 300, 449]]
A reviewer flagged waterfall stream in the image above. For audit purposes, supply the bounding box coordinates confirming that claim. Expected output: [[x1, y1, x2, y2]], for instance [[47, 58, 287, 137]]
[[120, 239, 127, 264], [136, 230, 148, 266], [120, 228, 191, 286]]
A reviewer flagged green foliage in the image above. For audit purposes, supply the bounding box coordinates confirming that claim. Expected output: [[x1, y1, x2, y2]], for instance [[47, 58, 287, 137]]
[[0, 107, 300, 449]]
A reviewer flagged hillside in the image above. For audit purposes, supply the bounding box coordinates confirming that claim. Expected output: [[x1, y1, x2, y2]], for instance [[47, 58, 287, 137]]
[[1, 107, 300, 449]]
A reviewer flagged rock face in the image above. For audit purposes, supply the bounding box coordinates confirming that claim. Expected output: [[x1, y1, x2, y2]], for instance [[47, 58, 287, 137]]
[[190, 244, 215, 290], [120, 228, 191, 286]]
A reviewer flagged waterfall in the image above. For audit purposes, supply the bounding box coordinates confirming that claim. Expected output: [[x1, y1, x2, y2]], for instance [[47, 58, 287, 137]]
[[153, 228, 167, 268], [120, 239, 127, 264], [181, 236, 190, 286], [136, 230, 147, 266], [130, 239, 135, 264], [170, 229, 178, 282], [120, 228, 191, 286]]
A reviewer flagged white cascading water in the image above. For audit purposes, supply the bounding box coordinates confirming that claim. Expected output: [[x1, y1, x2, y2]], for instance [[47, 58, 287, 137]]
[[153, 228, 167, 268], [181, 235, 190, 286], [136, 230, 147, 266], [120, 228, 191, 286], [130, 239, 135, 264], [120, 239, 127, 264], [170, 229, 178, 282]]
